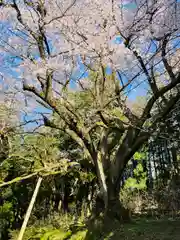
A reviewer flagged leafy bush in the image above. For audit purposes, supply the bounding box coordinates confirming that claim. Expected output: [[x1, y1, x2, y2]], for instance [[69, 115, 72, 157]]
[[0, 202, 14, 239], [69, 230, 87, 240], [10, 213, 86, 240], [10, 225, 72, 240]]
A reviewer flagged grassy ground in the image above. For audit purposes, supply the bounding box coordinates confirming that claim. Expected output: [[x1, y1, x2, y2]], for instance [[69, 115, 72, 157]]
[[96, 218, 180, 240], [10, 217, 180, 239]]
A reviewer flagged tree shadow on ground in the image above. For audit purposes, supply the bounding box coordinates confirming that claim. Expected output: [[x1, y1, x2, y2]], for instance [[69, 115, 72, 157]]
[[84, 217, 180, 240]]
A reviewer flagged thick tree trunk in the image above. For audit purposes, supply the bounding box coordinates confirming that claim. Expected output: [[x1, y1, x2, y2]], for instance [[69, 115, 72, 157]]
[[92, 151, 132, 221], [105, 181, 130, 222], [92, 128, 147, 222], [92, 179, 130, 222], [106, 197, 130, 222]]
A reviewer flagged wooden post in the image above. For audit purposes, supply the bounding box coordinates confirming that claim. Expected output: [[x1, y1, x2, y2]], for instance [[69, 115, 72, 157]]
[[17, 177, 43, 240]]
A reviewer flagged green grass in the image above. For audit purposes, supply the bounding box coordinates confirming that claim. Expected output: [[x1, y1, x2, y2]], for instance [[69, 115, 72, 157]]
[[98, 218, 180, 240], [10, 217, 180, 239]]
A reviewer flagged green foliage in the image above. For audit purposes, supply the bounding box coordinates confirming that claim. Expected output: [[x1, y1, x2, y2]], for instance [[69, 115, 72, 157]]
[[10, 213, 86, 240], [110, 107, 128, 123], [120, 151, 147, 211], [10, 226, 71, 240], [0, 202, 14, 234], [133, 152, 146, 161], [10, 217, 180, 240], [124, 164, 147, 191], [36, 229, 72, 240], [69, 230, 87, 240]]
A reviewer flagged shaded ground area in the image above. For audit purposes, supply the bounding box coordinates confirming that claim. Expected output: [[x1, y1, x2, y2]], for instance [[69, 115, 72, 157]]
[[85, 218, 180, 240], [10, 216, 180, 239]]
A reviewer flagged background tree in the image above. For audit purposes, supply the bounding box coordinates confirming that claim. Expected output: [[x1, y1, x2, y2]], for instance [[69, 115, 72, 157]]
[[0, 124, 97, 238]]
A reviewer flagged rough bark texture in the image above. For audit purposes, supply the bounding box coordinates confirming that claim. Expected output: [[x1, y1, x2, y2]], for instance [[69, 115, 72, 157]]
[[106, 199, 130, 222], [92, 180, 130, 222], [106, 180, 130, 221]]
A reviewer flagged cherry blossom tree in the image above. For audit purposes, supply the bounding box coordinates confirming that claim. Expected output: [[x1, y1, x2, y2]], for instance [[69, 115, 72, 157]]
[[0, 0, 180, 220]]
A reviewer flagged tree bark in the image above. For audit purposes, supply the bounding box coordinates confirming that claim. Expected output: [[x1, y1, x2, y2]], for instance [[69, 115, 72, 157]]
[[92, 176, 130, 222], [106, 179, 130, 221], [93, 128, 149, 222]]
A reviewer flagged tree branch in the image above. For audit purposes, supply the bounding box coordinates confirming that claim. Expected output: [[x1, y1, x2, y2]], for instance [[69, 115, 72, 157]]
[[141, 73, 180, 122], [161, 34, 176, 82]]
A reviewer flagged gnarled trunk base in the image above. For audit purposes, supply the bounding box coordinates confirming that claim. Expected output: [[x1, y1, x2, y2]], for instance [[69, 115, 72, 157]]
[[86, 196, 131, 240], [92, 194, 131, 222], [105, 197, 131, 222]]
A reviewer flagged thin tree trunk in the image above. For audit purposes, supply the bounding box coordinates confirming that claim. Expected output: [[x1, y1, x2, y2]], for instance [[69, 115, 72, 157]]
[[17, 177, 42, 240]]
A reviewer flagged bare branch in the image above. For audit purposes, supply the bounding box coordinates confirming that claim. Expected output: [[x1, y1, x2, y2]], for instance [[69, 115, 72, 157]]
[[161, 34, 176, 81]]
